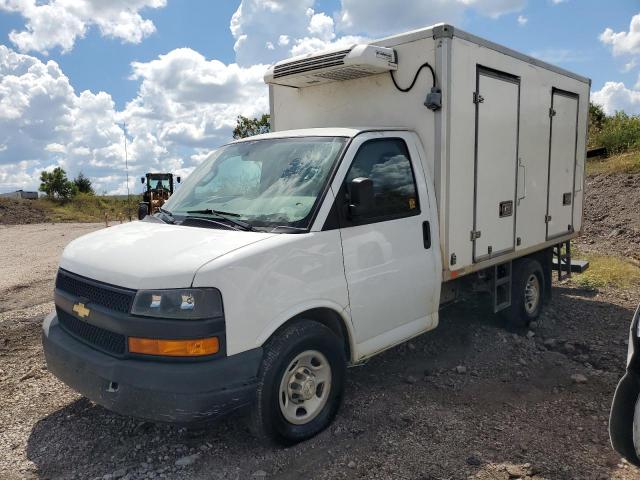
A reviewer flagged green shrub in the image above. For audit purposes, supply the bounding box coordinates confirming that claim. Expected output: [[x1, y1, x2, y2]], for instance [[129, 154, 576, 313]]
[[591, 111, 640, 155]]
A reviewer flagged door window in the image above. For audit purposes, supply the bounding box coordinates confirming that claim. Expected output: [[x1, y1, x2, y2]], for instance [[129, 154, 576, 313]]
[[344, 138, 420, 222]]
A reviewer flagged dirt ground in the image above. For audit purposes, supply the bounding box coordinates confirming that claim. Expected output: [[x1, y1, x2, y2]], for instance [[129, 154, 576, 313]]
[[0, 199, 50, 225], [575, 173, 640, 262], [1, 175, 639, 480]]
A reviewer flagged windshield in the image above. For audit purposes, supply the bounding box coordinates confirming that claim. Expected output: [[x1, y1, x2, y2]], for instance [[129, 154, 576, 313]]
[[164, 136, 347, 229], [150, 178, 171, 190]]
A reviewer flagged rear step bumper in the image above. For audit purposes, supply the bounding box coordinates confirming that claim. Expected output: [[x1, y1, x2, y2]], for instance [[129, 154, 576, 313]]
[[551, 258, 589, 273]]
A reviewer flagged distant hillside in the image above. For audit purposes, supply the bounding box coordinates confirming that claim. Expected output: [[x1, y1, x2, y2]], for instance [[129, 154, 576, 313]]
[[0, 194, 141, 225]]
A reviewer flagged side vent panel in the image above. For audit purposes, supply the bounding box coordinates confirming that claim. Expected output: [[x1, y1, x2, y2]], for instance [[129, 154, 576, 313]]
[[273, 49, 351, 79], [265, 45, 397, 88]]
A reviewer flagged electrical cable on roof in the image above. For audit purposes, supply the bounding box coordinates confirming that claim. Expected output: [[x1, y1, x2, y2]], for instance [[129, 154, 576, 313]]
[[390, 60, 437, 92]]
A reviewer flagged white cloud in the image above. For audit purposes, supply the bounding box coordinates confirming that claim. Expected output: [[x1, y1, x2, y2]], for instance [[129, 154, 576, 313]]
[[290, 34, 365, 58], [278, 35, 290, 46], [457, 0, 526, 19], [307, 11, 335, 41], [592, 81, 640, 115], [230, 0, 316, 66], [600, 13, 640, 56], [0, 0, 547, 194], [230, 0, 525, 65], [623, 58, 638, 72], [517, 15, 527, 26], [0, 0, 167, 54], [0, 44, 269, 194], [335, 0, 525, 36], [551, 0, 567, 4]]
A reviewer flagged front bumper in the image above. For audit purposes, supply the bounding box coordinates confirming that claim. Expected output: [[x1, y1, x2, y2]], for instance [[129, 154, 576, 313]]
[[43, 312, 262, 424]]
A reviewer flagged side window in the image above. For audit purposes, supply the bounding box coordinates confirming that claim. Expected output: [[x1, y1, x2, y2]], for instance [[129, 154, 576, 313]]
[[345, 138, 420, 220]]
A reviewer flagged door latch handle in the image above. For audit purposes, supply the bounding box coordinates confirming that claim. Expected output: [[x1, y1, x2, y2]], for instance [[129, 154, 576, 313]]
[[422, 221, 431, 249]]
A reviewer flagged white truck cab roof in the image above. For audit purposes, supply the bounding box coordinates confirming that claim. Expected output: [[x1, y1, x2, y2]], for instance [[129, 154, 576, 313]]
[[231, 127, 409, 142]]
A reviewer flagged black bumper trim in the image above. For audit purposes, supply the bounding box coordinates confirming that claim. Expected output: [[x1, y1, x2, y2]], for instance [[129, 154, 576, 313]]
[[43, 313, 262, 424]]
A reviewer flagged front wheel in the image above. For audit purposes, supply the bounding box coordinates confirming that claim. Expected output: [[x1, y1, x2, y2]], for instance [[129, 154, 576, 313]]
[[250, 320, 346, 445], [137, 203, 149, 220]]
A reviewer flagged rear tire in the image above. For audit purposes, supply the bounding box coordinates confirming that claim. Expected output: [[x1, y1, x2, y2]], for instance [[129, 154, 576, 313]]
[[250, 320, 346, 445], [137, 203, 149, 220], [502, 258, 544, 328]]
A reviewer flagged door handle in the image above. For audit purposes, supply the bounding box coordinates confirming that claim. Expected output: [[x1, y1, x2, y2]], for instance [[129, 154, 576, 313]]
[[422, 221, 431, 249], [517, 157, 526, 203]]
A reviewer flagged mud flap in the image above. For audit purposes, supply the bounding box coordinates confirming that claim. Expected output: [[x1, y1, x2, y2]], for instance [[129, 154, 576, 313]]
[[610, 372, 640, 466]]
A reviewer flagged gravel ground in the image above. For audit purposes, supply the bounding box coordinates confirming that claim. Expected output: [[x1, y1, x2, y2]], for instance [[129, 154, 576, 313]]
[[1, 184, 639, 479], [575, 173, 640, 262], [0, 223, 103, 313]]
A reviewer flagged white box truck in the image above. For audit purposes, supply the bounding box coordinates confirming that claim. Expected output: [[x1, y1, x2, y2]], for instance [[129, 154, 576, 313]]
[[43, 24, 590, 444]]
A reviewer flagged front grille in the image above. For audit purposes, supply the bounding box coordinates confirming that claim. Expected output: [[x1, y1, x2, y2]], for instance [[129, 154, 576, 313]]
[[56, 270, 134, 314], [58, 309, 126, 356]]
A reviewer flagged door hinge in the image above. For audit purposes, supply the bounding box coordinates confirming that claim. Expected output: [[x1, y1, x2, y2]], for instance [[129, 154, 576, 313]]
[[470, 230, 482, 241], [473, 92, 484, 104], [545, 214, 552, 223], [549, 108, 556, 117]]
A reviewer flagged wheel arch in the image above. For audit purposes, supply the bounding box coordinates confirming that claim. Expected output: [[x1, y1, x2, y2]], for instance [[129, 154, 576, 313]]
[[259, 306, 355, 363]]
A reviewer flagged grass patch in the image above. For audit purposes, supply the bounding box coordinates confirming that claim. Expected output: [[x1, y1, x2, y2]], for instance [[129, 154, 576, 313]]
[[42, 194, 141, 222], [587, 150, 640, 176], [571, 248, 640, 290]]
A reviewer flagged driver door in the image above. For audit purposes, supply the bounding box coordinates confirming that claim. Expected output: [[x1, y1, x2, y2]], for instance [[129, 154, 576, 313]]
[[331, 131, 441, 359]]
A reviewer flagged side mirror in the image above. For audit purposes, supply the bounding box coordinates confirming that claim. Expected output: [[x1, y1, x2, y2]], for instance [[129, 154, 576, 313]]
[[348, 177, 374, 218], [140, 177, 145, 184], [176, 176, 181, 184]]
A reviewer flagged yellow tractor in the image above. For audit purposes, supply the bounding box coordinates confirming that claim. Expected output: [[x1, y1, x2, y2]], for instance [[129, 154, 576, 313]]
[[138, 173, 180, 220]]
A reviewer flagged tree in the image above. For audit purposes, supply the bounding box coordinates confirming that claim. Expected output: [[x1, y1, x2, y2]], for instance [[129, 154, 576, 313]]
[[39, 167, 77, 200], [74, 172, 94, 194], [233, 114, 270, 139], [589, 102, 606, 131]]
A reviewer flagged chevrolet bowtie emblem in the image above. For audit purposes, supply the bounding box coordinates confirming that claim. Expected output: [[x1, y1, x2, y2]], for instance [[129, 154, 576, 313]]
[[72, 302, 90, 318]]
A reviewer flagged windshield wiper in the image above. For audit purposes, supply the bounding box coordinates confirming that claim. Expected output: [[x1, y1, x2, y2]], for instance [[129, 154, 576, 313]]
[[187, 208, 241, 217], [155, 207, 176, 224], [185, 209, 255, 231]]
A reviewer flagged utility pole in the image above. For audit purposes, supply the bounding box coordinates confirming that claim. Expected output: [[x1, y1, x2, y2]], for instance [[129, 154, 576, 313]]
[[123, 122, 131, 221]]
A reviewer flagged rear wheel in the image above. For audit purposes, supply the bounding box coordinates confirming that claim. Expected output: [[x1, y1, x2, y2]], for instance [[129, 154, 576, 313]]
[[250, 320, 346, 445], [502, 258, 544, 328]]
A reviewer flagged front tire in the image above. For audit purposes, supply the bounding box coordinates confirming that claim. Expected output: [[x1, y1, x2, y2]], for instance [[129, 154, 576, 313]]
[[502, 258, 544, 328], [250, 320, 346, 445], [137, 203, 149, 220]]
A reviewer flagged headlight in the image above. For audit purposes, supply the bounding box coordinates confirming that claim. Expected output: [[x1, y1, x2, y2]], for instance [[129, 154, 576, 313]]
[[131, 288, 223, 319]]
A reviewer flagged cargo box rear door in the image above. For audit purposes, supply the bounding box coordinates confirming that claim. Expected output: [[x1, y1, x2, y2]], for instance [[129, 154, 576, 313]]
[[472, 67, 520, 263], [546, 88, 579, 240]]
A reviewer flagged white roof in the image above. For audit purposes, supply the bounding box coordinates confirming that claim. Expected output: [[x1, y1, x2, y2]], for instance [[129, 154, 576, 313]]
[[232, 127, 410, 143]]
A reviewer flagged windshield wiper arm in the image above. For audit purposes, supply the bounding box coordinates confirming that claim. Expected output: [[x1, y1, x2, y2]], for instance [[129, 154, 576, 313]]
[[185, 209, 255, 231], [156, 207, 176, 224], [187, 208, 241, 217]]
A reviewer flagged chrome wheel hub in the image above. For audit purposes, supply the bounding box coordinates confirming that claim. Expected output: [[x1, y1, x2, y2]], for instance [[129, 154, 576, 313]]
[[524, 274, 540, 315], [279, 350, 331, 425]]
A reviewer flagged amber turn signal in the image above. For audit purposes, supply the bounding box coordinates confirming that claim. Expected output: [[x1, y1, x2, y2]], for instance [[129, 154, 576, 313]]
[[128, 337, 219, 357]]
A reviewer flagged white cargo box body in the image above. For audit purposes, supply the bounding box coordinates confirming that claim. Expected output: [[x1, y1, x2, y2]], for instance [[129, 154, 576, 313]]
[[267, 24, 590, 280]]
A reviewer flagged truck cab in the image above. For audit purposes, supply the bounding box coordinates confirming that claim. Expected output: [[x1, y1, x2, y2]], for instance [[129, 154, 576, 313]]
[[43, 127, 444, 443]]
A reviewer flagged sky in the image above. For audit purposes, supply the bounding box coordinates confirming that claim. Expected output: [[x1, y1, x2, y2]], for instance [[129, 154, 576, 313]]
[[0, 0, 640, 195]]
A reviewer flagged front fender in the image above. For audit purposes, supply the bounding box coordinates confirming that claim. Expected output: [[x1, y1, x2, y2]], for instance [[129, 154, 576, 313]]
[[610, 372, 640, 467], [254, 300, 354, 358]]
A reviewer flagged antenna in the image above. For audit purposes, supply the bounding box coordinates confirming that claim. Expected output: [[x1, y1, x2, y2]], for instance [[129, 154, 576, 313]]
[[123, 122, 131, 220]]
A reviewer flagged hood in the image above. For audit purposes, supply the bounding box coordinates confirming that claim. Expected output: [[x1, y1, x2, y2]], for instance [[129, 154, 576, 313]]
[[60, 221, 275, 290]]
